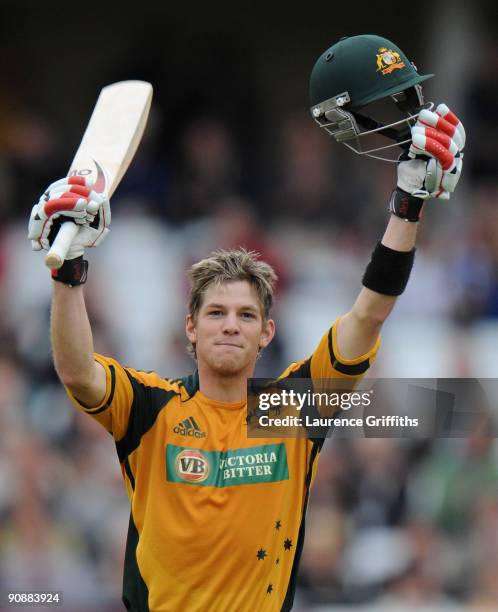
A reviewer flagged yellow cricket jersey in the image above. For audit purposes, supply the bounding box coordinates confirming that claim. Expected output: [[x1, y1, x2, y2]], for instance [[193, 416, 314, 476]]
[[66, 319, 379, 611]]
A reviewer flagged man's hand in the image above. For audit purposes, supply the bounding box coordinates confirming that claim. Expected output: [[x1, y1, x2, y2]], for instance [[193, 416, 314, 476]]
[[397, 103, 466, 200], [390, 104, 466, 221], [28, 176, 111, 259]]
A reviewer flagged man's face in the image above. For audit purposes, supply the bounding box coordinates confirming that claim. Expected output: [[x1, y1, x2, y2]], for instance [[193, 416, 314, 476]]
[[186, 281, 275, 377]]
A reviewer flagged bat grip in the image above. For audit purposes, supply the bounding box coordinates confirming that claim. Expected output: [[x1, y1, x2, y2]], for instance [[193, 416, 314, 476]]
[[44, 222, 80, 270]]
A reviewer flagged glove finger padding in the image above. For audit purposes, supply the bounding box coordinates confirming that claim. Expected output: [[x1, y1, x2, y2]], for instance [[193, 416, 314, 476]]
[[62, 194, 111, 259], [43, 195, 89, 222], [31, 191, 88, 224], [415, 106, 466, 150], [434, 104, 466, 150], [86, 192, 108, 216], [409, 139, 463, 199], [39, 176, 95, 217], [411, 126, 460, 162], [392, 103, 465, 218], [29, 199, 87, 252], [44, 175, 94, 194], [411, 132, 455, 171], [403, 103, 465, 200], [28, 175, 111, 255]]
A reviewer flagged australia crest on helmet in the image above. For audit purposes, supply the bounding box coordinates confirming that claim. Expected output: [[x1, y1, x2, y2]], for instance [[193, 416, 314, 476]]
[[376, 47, 405, 75]]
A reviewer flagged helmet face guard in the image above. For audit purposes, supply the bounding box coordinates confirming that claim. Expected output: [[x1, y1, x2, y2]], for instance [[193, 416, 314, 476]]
[[309, 35, 434, 162]]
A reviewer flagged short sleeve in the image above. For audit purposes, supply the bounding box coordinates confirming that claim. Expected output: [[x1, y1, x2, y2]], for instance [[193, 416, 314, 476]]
[[65, 353, 135, 439], [310, 317, 380, 380]]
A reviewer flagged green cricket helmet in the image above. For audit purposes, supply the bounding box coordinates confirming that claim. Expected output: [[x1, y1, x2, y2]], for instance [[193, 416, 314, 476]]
[[309, 34, 434, 161]]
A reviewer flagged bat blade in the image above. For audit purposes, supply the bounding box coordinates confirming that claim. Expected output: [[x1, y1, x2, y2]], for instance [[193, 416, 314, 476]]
[[45, 80, 153, 270]]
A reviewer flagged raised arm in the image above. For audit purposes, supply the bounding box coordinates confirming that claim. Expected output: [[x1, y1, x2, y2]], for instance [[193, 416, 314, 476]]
[[51, 282, 106, 407], [337, 103, 465, 359], [28, 176, 110, 405], [337, 215, 417, 358]]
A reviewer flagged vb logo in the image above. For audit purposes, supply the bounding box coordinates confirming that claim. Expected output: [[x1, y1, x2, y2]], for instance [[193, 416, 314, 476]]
[[175, 449, 210, 483]]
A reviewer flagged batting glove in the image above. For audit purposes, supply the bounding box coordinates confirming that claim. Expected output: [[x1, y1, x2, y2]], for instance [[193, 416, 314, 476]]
[[391, 104, 466, 221], [28, 176, 111, 258]]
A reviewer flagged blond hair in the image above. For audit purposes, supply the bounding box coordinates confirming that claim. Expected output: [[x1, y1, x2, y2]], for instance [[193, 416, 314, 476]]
[[188, 248, 277, 320]]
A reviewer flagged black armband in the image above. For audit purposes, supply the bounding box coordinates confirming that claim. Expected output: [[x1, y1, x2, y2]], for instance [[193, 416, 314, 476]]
[[389, 188, 425, 222], [362, 242, 415, 296], [51, 256, 88, 287]]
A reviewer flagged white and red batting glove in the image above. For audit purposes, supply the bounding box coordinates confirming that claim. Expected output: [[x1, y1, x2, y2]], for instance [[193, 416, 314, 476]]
[[28, 176, 111, 259], [397, 103, 466, 201]]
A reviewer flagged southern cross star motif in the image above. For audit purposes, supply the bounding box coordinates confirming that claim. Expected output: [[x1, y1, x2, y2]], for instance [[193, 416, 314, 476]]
[[266, 584, 273, 595], [275, 520, 282, 530], [283, 538, 293, 551], [256, 549, 267, 561]]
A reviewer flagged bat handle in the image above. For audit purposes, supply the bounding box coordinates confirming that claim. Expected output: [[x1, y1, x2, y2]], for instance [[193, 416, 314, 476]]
[[44, 222, 80, 270]]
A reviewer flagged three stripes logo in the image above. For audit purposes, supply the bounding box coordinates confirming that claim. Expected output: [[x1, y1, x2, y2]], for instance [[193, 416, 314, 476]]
[[173, 416, 207, 438]]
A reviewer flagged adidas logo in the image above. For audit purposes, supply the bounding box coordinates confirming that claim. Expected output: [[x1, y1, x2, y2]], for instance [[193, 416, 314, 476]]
[[173, 416, 207, 438]]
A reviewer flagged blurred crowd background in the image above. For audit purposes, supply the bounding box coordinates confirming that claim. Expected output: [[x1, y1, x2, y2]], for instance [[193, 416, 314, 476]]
[[1, 1, 498, 610]]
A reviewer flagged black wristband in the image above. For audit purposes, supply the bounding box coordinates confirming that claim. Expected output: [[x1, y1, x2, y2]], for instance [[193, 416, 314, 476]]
[[51, 256, 88, 287], [362, 242, 415, 296], [389, 188, 425, 222]]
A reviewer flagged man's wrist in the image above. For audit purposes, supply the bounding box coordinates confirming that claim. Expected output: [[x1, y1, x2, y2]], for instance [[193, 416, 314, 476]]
[[389, 188, 425, 223], [51, 256, 88, 287]]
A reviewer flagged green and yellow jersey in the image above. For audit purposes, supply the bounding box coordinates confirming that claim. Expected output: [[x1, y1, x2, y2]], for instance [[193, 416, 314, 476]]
[[66, 318, 379, 611]]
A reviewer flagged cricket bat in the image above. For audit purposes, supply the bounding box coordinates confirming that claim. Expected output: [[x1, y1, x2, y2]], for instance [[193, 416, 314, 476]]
[[45, 80, 153, 269]]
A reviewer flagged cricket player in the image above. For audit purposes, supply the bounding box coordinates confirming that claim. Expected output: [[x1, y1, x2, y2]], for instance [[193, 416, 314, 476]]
[[28, 35, 465, 612]]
